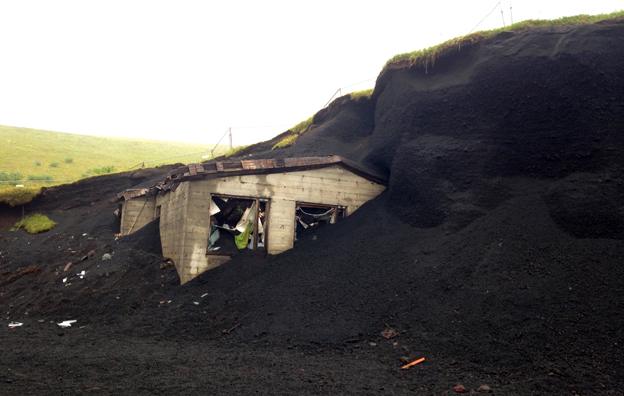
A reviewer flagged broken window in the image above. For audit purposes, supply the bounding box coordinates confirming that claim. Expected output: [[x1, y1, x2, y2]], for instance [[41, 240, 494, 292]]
[[207, 194, 268, 255], [295, 202, 346, 242]]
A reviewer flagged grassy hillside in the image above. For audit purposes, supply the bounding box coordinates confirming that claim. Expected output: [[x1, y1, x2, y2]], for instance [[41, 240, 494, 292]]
[[0, 125, 228, 188]]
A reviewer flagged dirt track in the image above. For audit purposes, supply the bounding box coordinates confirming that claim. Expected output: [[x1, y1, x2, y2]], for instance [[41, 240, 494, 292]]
[[2, 20, 624, 394]]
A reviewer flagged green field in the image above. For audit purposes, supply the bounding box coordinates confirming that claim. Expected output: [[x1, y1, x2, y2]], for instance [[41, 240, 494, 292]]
[[0, 125, 228, 189]]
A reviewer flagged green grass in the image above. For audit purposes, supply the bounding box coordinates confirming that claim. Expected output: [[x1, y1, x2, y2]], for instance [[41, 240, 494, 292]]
[[81, 165, 117, 178], [349, 89, 373, 99], [272, 116, 314, 150], [272, 134, 299, 150], [384, 10, 624, 71], [290, 116, 313, 135], [12, 213, 56, 234], [27, 175, 53, 181], [0, 172, 22, 182], [0, 187, 40, 206], [0, 125, 230, 190]]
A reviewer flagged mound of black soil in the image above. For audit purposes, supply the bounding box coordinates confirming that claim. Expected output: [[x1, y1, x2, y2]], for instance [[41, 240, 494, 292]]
[[119, 219, 162, 255], [0, 205, 20, 231], [237, 21, 624, 236], [1, 20, 624, 394], [33, 164, 181, 211], [234, 94, 376, 164]]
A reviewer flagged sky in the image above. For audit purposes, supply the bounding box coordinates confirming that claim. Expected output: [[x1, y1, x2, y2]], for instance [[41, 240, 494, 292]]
[[0, 0, 622, 146]]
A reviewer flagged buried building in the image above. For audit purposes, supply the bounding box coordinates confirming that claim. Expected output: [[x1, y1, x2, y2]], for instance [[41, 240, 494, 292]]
[[117, 156, 386, 283]]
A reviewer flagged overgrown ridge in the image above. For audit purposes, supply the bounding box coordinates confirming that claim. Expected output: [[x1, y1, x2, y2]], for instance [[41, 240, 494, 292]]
[[1, 16, 624, 394]]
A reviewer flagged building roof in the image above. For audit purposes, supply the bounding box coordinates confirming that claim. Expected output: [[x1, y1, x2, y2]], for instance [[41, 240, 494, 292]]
[[117, 155, 386, 201]]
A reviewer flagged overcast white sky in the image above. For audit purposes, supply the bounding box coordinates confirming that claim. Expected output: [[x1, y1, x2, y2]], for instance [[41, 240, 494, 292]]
[[0, 0, 622, 145]]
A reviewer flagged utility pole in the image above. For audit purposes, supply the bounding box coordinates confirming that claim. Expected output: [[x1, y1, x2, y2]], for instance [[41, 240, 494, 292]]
[[228, 127, 233, 149], [510, 1, 513, 25], [500, 4, 506, 27]]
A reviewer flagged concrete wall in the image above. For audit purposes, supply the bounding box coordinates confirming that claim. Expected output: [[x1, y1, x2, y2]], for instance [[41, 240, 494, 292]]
[[120, 196, 156, 235], [157, 182, 230, 284], [159, 165, 386, 283], [157, 182, 189, 273], [266, 199, 296, 254]]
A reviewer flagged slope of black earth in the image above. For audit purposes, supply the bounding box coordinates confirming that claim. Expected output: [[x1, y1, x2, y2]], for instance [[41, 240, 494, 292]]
[[1, 20, 624, 395]]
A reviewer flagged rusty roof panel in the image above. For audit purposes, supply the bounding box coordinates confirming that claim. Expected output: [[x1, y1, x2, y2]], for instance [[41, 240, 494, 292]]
[[241, 159, 276, 169], [222, 161, 242, 170]]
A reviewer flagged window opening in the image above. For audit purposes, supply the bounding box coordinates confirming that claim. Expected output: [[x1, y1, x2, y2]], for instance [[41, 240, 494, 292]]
[[207, 194, 268, 255], [295, 203, 346, 242]]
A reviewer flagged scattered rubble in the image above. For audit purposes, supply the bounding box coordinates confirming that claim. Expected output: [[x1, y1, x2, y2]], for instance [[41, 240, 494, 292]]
[[159, 259, 174, 270], [80, 250, 96, 261], [381, 327, 399, 339], [57, 320, 77, 328], [2, 265, 40, 284], [400, 357, 425, 369]]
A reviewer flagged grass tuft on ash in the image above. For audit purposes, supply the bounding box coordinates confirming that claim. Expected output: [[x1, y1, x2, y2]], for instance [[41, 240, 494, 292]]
[[272, 134, 299, 150], [12, 213, 56, 234], [272, 116, 314, 150], [349, 89, 373, 99]]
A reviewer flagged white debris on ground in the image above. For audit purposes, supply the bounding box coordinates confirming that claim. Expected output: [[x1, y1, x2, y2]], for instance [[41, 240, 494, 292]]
[[101, 253, 112, 261], [8, 322, 23, 328], [200, 293, 208, 298], [57, 320, 77, 328], [77, 270, 86, 279]]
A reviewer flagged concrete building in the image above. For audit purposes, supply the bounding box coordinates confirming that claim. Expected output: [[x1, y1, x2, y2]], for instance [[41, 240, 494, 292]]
[[118, 156, 386, 284]]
